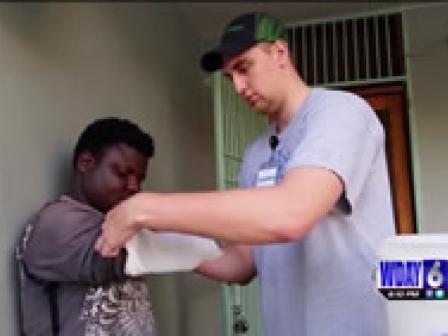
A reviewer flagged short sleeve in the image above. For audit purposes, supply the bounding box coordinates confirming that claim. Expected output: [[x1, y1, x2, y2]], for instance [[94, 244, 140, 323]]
[[285, 93, 383, 211], [23, 203, 126, 284]]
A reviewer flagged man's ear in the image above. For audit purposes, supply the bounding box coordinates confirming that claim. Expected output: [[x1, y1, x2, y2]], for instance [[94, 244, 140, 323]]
[[272, 39, 290, 66], [76, 151, 96, 173]]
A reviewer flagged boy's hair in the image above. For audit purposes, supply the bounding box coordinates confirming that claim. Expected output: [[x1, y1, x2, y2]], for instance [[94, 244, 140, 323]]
[[73, 117, 154, 167]]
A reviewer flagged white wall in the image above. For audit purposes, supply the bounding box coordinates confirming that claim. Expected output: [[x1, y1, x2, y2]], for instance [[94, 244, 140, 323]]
[[0, 3, 221, 335], [405, 4, 448, 233]]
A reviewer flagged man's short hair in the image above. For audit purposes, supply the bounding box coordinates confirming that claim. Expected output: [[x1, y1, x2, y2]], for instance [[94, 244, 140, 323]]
[[73, 117, 154, 167]]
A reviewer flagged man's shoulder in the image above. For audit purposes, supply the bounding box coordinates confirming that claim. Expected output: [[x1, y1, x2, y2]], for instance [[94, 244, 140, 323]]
[[311, 87, 368, 109], [308, 88, 381, 133]]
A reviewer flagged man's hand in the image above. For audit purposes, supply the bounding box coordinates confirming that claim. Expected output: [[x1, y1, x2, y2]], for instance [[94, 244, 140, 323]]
[[195, 244, 256, 284], [96, 193, 148, 257]]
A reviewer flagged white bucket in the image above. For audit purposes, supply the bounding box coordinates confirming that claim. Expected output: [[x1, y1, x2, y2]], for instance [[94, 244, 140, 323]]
[[377, 234, 448, 336]]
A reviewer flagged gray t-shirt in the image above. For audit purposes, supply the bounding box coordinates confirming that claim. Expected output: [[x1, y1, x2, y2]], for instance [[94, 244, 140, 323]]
[[17, 196, 156, 336], [239, 88, 395, 336]]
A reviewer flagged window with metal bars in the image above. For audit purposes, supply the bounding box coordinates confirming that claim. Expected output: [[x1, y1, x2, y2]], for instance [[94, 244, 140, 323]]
[[287, 13, 405, 85]]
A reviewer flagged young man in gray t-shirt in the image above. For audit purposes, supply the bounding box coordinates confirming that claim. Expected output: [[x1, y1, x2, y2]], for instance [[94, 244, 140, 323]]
[[96, 12, 395, 336], [238, 87, 394, 335]]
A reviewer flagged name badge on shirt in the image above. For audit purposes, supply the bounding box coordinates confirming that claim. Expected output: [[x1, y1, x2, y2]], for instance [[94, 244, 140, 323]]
[[256, 167, 278, 187]]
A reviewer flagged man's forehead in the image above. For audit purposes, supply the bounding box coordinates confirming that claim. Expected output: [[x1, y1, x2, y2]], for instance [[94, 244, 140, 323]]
[[222, 43, 270, 74], [222, 48, 254, 74]]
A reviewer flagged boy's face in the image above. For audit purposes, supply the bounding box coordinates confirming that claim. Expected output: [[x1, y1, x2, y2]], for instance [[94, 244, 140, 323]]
[[78, 143, 148, 212]]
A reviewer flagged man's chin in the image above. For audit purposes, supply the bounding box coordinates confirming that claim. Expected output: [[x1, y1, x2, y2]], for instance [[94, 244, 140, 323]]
[[252, 105, 269, 116]]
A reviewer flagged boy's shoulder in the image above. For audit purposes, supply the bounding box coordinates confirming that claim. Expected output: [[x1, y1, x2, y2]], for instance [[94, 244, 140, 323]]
[[31, 196, 103, 233]]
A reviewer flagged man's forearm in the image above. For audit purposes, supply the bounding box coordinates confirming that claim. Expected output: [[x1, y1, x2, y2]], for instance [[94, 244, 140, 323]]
[[99, 167, 343, 256], [134, 187, 303, 244]]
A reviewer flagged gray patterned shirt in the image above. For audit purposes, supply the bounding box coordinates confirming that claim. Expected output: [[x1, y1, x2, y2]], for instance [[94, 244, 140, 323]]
[[17, 196, 156, 335]]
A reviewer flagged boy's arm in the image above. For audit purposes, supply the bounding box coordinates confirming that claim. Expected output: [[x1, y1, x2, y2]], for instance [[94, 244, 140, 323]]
[[23, 206, 127, 285]]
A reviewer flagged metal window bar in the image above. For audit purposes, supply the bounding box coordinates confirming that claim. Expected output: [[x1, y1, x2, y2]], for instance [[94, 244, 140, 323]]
[[342, 20, 348, 81], [353, 18, 360, 80], [323, 24, 328, 83], [385, 15, 393, 76], [312, 24, 318, 85], [302, 27, 307, 82], [374, 15, 382, 78], [364, 16, 370, 79], [333, 22, 338, 83]]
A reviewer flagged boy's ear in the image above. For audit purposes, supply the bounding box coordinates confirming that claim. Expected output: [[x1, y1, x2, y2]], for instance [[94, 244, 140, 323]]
[[76, 151, 96, 173]]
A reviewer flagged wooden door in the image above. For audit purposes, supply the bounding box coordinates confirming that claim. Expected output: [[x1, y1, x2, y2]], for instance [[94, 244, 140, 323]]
[[351, 84, 416, 234]]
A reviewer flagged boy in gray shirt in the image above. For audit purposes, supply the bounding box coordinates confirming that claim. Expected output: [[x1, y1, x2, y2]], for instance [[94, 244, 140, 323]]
[[17, 118, 157, 335]]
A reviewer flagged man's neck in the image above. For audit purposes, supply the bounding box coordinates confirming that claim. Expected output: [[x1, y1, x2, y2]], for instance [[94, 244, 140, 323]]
[[275, 77, 310, 133]]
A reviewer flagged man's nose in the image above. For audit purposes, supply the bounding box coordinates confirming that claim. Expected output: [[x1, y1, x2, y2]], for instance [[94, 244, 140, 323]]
[[231, 75, 247, 96]]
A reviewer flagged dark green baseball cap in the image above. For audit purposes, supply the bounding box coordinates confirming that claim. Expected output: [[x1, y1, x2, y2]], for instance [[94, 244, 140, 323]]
[[200, 12, 288, 72]]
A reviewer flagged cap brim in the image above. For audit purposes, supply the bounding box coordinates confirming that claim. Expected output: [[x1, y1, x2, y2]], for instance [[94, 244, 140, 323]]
[[200, 41, 256, 72], [200, 50, 223, 73]]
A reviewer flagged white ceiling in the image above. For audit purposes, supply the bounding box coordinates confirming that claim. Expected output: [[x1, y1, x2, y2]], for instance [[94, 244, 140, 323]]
[[176, 2, 424, 43]]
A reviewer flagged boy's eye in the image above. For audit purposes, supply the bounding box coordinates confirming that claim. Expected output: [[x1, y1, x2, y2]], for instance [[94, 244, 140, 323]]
[[115, 169, 127, 178]]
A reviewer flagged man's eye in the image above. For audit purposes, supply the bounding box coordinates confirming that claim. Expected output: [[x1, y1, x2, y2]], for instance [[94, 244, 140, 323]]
[[236, 61, 251, 73], [237, 65, 248, 74]]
